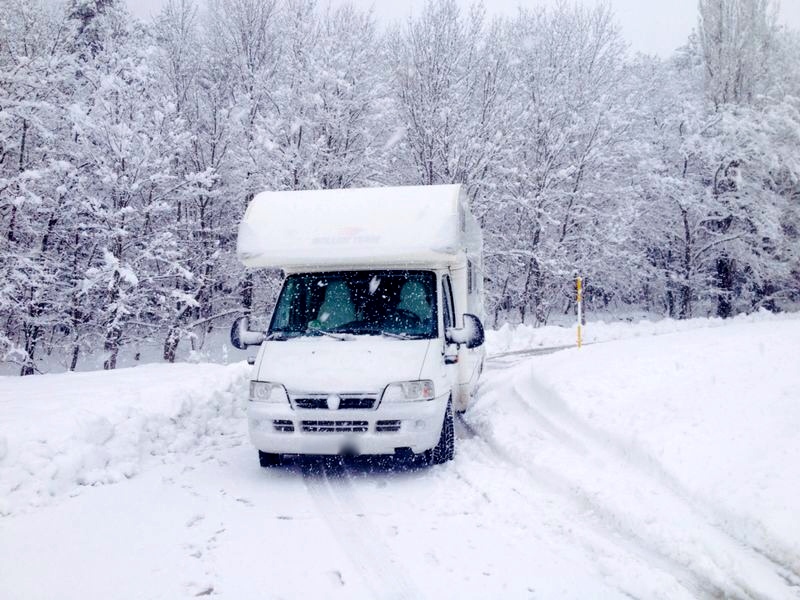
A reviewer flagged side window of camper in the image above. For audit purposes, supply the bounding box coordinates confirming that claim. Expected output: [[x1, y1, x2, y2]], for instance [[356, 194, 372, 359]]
[[467, 260, 473, 293], [271, 278, 296, 330], [442, 275, 455, 330]]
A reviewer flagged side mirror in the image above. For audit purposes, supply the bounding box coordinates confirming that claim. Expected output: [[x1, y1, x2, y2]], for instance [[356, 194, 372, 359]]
[[230, 315, 266, 350], [445, 313, 485, 349]]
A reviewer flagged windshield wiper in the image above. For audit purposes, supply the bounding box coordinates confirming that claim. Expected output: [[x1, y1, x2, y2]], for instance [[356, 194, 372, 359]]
[[304, 326, 352, 341], [338, 328, 424, 340], [379, 331, 422, 340]]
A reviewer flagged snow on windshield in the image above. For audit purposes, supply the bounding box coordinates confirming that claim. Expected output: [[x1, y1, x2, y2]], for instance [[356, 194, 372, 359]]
[[269, 270, 437, 339], [368, 275, 381, 295]]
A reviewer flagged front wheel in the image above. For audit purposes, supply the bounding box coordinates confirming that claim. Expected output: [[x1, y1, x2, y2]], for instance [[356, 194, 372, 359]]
[[258, 451, 282, 468], [426, 400, 455, 465]]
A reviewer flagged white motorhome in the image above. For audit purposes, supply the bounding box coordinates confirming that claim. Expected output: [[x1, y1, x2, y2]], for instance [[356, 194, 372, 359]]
[[231, 184, 485, 466]]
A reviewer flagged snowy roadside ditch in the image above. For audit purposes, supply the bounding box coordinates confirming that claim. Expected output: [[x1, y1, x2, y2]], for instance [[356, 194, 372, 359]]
[[0, 362, 250, 515]]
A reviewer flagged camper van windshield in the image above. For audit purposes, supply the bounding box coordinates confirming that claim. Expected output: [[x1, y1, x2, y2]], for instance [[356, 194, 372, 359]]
[[269, 270, 438, 339]]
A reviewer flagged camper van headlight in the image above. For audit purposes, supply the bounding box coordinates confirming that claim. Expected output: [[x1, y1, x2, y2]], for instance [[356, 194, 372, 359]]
[[249, 381, 289, 404], [382, 380, 435, 403]]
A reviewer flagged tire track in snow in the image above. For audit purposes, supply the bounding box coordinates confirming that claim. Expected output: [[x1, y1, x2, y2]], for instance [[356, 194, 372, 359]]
[[487, 343, 581, 363], [487, 342, 800, 589], [456, 413, 733, 599], [515, 375, 800, 590], [460, 367, 799, 600], [301, 459, 422, 600]]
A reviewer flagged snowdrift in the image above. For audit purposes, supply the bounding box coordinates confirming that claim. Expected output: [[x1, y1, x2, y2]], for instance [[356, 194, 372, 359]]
[[0, 363, 249, 515]]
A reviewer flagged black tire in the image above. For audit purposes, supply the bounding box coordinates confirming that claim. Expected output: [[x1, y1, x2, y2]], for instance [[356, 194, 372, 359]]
[[428, 400, 455, 465], [258, 451, 282, 468]]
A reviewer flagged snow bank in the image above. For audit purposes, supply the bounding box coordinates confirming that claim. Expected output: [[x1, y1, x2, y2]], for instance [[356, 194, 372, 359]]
[[486, 308, 798, 355], [471, 314, 800, 597], [0, 362, 250, 515]]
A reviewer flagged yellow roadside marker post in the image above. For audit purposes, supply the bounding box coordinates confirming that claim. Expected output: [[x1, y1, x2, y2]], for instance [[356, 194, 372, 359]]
[[576, 276, 583, 349]]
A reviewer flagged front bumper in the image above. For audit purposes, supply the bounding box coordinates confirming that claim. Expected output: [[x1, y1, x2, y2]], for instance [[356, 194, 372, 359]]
[[247, 393, 448, 455]]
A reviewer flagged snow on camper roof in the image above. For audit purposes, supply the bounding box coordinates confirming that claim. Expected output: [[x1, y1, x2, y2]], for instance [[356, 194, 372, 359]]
[[237, 184, 467, 269]]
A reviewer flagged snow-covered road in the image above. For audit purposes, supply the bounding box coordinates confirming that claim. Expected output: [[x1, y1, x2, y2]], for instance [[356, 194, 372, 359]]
[[2, 314, 800, 599], [0, 420, 699, 600]]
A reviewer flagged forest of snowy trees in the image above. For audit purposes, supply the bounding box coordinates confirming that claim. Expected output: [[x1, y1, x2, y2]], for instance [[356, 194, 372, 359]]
[[1, 0, 799, 374]]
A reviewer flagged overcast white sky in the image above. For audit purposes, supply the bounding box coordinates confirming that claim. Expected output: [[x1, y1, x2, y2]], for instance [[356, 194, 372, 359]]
[[126, 0, 800, 57]]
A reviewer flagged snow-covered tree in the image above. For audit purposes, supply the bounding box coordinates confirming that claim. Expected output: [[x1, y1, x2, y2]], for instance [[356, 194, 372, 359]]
[[0, 0, 81, 373], [1, 0, 799, 374], [386, 0, 510, 198], [246, 0, 388, 191], [486, 3, 629, 324], [697, 0, 778, 108]]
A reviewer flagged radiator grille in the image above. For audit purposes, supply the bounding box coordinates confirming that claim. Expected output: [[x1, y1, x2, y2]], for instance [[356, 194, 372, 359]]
[[300, 420, 369, 433], [294, 398, 327, 409], [291, 393, 378, 410], [272, 419, 295, 433], [376, 420, 401, 433], [339, 397, 376, 409]]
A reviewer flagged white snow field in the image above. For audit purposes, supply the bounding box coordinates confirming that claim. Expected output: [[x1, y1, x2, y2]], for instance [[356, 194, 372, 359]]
[[1, 315, 799, 599]]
